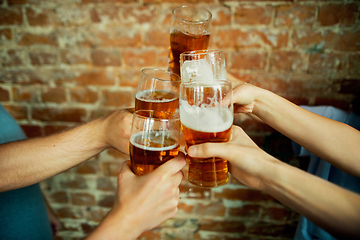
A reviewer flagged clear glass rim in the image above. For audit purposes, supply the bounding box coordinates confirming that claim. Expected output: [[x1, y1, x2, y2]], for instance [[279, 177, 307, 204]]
[[180, 49, 224, 58], [133, 110, 180, 121], [180, 79, 231, 87], [172, 6, 212, 24], [141, 68, 181, 83]]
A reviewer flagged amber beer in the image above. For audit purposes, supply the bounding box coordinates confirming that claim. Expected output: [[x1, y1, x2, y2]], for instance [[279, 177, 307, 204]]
[[130, 131, 179, 176], [135, 90, 179, 118], [180, 81, 233, 187], [170, 29, 210, 76]]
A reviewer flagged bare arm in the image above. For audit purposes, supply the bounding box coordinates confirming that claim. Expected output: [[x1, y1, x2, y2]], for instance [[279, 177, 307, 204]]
[[188, 126, 360, 239], [233, 84, 360, 177], [0, 110, 132, 192]]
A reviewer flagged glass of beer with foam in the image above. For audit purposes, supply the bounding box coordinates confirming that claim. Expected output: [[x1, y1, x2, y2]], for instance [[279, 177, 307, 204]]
[[180, 80, 233, 187], [135, 68, 181, 118], [180, 49, 226, 83], [169, 6, 212, 76], [130, 110, 181, 176]]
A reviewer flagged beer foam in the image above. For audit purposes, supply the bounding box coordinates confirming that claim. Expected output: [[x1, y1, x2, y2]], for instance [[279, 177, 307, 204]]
[[180, 100, 233, 133], [181, 59, 214, 83], [130, 131, 178, 151], [136, 90, 177, 103]]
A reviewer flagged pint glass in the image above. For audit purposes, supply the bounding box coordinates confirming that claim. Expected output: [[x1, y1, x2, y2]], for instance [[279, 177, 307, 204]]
[[130, 110, 180, 176], [180, 49, 226, 83], [135, 68, 181, 118], [180, 80, 233, 187], [169, 6, 212, 76]]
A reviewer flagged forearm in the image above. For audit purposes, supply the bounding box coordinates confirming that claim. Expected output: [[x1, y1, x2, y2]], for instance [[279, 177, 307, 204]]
[[252, 88, 360, 176], [0, 117, 108, 192], [264, 161, 360, 239]]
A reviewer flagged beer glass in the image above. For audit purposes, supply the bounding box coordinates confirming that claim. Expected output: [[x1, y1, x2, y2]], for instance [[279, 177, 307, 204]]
[[180, 49, 226, 83], [130, 110, 181, 176], [135, 68, 181, 118], [180, 80, 233, 187], [169, 6, 212, 76]]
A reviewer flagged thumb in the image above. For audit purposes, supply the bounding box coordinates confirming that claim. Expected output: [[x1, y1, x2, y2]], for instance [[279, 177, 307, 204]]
[[188, 142, 239, 162]]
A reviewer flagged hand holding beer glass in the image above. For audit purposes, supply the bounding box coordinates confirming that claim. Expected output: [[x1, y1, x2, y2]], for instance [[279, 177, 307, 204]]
[[135, 68, 181, 117], [180, 80, 233, 187], [169, 6, 212, 76], [130, 110, 181, 176]]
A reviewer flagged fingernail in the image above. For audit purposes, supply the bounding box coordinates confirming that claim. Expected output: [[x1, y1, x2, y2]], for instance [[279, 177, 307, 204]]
[[189, 146, 196, 156]]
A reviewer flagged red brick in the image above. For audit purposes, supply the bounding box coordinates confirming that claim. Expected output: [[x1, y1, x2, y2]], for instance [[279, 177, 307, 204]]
[[70, 87, 98, 103], [270, 51, 308, 72], [1, 70, 45, 84], [275, 4, 316, 26], [29, 50, 58, 66], [349, 54, 360, 76], [208, 6, 231, 26], [118, 69, 141, 88], [84, 209, 107, 223], [55, 207, 78, 219], [1, 49, 27, 67], [196, 201, 226, 217], [19, 33, 58, 46], [91, 49, 121, 66], [214, 29, 288, 49], [262, 207, 293, 221], [332, 31, 360, 52], [61, 175, 88, 189], [247, 222, 297, 237], [198, 219, 245, 233], [71, 193, 96, 206], [98, 194, 115, 208], [0, 7, 23, 25], [81, 0, 136, 3], [56, 4, 88, 26], [214, 188, 275, 202], [123, 49, 157, 67], [333, 79, 360, 95], [3, 104, 28, 120], [89, 5, 121, 23], [81, 223, 97, 234], [309, 53, 346, 74], [7, 0, 29, 4], [50, 191, 69, 204], [96, 28, 142, 47], [122, 6, 157, 25], [137, 231, 161, 240], [234, 5, 272, 25], [102, 161, 122, 176], [61, 48, 91, 65], [144, 29, 169, 47], [102, 90, 134, 107], [107, 147, 129, 159], [0, 28, 12, 41], [318, 4, 357, 27], [76, 159, 99, 175], [12, 86, 37, 102], [20, 124, 42, 138], [26, 7, 56, 26], [73, 70, 115, 86], [44, 125, 68, 136], [178, 202, 194, 214], [41, 87, 66, 103], [97, 177, 116, 191], [0, 87, 10, 101], [229, 204, 261, 218], [32, 107, 87, 122], [230, 51, 267, 70], [314, 97, 351, 111]]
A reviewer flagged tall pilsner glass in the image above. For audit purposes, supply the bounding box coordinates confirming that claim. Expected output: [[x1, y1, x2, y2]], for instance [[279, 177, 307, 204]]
[[130, 110, 180, 176], [169, 6, 212, 76], [180, 80, 233, 187], [135, 68, 181, 118]]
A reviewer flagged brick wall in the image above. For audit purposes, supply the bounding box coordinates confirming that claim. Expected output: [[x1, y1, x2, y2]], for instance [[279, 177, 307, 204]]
[[1, 0, 359, 239]]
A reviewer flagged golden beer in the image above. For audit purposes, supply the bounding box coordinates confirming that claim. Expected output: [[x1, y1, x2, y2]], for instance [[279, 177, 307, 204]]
[[180, 81, 233, 187], [135, 90, 179, 118], [130, 131, 179, 176]]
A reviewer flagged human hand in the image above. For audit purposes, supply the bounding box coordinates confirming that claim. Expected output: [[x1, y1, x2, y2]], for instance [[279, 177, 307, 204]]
[[187, 126, 280, 191], [231, 83, 263, 114], [102, 109, 133, 154], [89, 153, 186, 240]]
